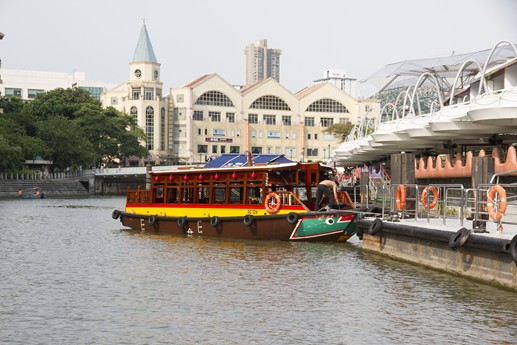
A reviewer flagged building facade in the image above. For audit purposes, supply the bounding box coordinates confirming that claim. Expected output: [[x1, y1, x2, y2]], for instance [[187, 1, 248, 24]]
[[244, 39, 282, 85], [101, 23, 168, 164], [0, 69, 114, 100], [102, 24, 379, 166], [168, 75, 378, 165]]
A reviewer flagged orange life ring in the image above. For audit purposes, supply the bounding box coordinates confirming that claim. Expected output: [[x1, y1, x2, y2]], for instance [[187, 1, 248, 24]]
[[265, 192, 282, 214], [487, 185, 507, 221], [421, 186, 439, 209], [395, 185, 407, 211]]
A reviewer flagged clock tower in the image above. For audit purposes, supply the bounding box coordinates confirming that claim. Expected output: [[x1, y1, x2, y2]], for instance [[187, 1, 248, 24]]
[[127, 22, 168, 164]]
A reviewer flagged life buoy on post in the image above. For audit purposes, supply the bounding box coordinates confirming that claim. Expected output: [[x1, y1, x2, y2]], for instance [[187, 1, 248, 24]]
[[421, 186, 439, 209], [487, 185, 507, 221], [265, 192, 282, 214], [395, 185, 407, 211]]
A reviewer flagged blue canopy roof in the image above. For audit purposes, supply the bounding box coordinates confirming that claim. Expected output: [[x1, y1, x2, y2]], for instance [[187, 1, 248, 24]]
[[204, 154, 293, 168]]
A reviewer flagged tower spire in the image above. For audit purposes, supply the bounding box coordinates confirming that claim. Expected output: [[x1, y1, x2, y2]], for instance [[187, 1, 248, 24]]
[[132, 23, 157, 63]]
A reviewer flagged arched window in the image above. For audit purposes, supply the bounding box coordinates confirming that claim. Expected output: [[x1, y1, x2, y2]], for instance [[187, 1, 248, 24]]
[[130, 106, 138, 117], [306, 98, 349, 113], [146, 106, 154, 150], [195, 91, 235, 107], [250, 95, 291, 110], [160, 108, 166, 151]]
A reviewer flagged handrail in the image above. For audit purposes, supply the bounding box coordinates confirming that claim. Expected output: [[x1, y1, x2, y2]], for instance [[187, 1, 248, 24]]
[[478, 40, 517, 95], [490, 169, 517, 184], [428, 184, 464, 226]]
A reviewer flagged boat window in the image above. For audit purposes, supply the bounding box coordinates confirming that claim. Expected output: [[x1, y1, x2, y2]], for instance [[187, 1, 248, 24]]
[[153, 186, 164, 203], [182, 187, 194, 203], [213, 188, 226, 204], [197, 185, 210, 204], [295, 187, 307, 201], [247, 187, 262, 204], [229, 187, 243, 204], [167, 187, 179, 203]]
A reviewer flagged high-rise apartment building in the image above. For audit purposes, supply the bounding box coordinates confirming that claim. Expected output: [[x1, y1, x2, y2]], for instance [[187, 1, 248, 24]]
[[244, 39, 281, 85]]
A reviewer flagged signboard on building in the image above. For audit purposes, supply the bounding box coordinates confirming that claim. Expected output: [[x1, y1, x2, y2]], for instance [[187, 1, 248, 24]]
[[205, 137, 233, 143]]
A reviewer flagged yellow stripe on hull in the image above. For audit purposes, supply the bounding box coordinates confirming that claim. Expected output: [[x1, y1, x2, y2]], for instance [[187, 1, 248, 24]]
[[125, 204, 307, 218]]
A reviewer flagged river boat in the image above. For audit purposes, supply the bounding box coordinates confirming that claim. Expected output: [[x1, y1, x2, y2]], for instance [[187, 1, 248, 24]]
[[112, 159, 358, 242], [18, 187, 46, 199]]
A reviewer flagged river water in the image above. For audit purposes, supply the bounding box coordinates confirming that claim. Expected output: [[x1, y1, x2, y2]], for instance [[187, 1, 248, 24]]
[[1, 196, 516, 345]]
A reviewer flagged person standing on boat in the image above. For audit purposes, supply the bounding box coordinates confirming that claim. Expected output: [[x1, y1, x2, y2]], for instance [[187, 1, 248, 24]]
[[315, 179, 339, 210]]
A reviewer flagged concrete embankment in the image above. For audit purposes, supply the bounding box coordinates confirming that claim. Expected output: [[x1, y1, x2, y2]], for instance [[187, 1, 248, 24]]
[[356, 218, 517, 291], [0, 179, 90, 198]]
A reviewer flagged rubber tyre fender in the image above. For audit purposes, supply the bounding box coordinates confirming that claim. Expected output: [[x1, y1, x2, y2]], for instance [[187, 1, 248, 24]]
[[356, 227, 364, 240], [177, 217, 187, 229], [112, 210, 121, 219], [286, 212, 299, 224], [449, 227, 471, 250], [368, 218, 383, 235], [243, 214, 255, 227], [509, 234, 517, 264], [148, 215, 158, 226], [210, 216, 220, 228]]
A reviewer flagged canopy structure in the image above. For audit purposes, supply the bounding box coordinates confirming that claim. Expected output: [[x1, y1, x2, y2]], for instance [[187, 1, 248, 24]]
[[204, 153, 293, 168], [360, 43, 517, 97]]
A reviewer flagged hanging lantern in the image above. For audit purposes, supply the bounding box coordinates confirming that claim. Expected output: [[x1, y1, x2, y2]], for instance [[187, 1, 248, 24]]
[[154, 176, 160, 182], [231, 172, 237, 179], [198, 174, 203, 180], [183, 174, 188, 181], [168, 175, 173, 181], [250, 172, 257, 179], [214, 173, 219, 180]]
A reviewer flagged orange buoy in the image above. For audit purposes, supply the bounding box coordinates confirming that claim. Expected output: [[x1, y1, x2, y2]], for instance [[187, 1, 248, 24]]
[[395, 185, 407, 211], [421, 186, 439, 209], [487, 185, 507, 221], [265, 192, 282, 214]]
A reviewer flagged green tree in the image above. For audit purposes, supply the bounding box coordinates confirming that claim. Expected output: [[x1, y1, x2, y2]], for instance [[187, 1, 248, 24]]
[[323, 123, 355, 141], [38, 116, 96, 170], [25, 87, 100, 120], [74, 105, 148, 166], [0, 95, 25, 113], [0, 107, 48, 170], [0, 88, 149, 172], [0, 134, 24, 172]]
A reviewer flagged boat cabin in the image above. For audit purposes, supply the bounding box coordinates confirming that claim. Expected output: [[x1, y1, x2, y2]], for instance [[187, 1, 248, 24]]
[[127, 162, 350, 211]]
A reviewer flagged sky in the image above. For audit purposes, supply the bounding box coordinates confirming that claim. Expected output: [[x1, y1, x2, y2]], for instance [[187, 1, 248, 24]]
[[0, 0, 516, 95]]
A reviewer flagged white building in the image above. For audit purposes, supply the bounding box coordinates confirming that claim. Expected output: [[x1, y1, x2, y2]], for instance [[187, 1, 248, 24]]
[[101, 23, 379, 166], [244, 39, 282, 85], [100, 23, 168, 163], [0, 69, 115, 100], [314, 69, 358, 99]]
